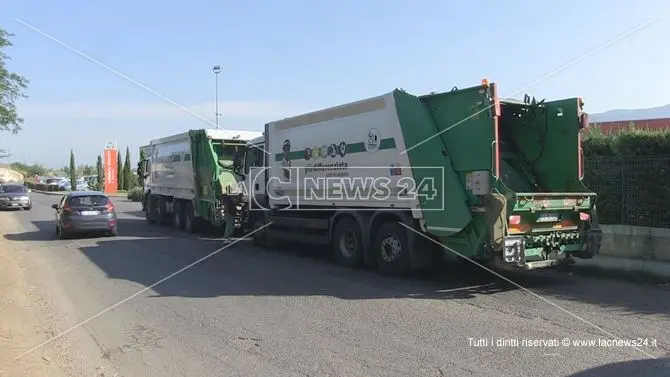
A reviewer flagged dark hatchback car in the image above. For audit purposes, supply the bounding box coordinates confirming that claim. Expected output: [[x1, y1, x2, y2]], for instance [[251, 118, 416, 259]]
[[52, 191, 118, 239], [0, 183, 32, 210]]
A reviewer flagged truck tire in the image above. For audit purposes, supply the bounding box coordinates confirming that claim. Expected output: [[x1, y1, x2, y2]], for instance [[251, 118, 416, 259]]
[[183, 202, 196, 233], [156, 198, 168, 226], [332, 217, 364, 268], [172, 200, 185, 230], [146, 195, 157, 224], [374, 222, 411, 276], [251, 219, 270, 247]]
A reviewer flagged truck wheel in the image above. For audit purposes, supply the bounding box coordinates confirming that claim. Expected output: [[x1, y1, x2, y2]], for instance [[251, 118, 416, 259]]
[[146, 196, 156, 224], [184, 202, 196, 233], [332, 217, 363, 268], [156, 199, 168, 226], [251, 219, 269, 247], [374, 222, 411, 276], [172, 200, 185, 230]]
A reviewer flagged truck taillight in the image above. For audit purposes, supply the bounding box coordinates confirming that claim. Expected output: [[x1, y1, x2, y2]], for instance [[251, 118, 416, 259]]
[[508, 215, 521, 225], [579, 212, 590, 221]]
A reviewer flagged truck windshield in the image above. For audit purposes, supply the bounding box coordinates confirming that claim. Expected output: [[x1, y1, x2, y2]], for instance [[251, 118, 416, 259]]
[[213, 142, 241, 170]]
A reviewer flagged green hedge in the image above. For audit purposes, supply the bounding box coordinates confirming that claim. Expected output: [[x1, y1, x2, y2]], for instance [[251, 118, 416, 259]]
[[127, 186, 143, 202], [582, 127, 670, 228], [582, 126, 670, 156]]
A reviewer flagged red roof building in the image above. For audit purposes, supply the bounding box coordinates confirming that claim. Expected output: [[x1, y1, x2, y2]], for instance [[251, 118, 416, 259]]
[[589, 117, 670, 134]]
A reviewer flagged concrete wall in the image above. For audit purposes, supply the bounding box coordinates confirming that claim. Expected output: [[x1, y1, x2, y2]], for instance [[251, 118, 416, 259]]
[[600, 225, 670, 262]]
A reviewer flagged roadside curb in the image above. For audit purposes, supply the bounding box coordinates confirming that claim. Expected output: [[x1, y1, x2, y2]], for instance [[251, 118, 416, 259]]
[[30, 189, 127, 197]]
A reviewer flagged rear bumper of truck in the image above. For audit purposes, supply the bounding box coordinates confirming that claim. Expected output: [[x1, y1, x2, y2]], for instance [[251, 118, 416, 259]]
[[497, 191, 600, 270], [500, 228, 601, 270]]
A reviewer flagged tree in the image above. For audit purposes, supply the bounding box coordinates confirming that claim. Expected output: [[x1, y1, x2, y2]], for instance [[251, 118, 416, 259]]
[[138, 148, 146, 188], [69, 150, 76, 190], [117, 151, 123, 191], [10, 162, 48, 177], [123, 146, 133, 190], [95, 155, 103, 189], [0, 28, 29, 134]]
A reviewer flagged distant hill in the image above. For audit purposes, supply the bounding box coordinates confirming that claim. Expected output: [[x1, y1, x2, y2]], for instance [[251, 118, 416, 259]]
[[590, 104, 670, 123]]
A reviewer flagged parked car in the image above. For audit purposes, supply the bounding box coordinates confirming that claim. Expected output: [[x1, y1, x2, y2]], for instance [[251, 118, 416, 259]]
[[52, 191, 118, 239], [0, 183, 32, 210]]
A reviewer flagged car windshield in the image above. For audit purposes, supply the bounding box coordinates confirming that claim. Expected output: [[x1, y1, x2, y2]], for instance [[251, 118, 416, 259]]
[[0, 185, 26, 193], [71, 195, 109, 206]]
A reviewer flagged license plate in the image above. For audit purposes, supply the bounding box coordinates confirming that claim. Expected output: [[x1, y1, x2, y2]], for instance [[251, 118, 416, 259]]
[[80, 210, 100, 216], [10, 203, 19, 206], [537, 213, 559, 223]]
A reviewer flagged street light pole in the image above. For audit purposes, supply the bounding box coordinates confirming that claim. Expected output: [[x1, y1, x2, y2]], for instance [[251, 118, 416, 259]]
[[213, 65, 222, 129]]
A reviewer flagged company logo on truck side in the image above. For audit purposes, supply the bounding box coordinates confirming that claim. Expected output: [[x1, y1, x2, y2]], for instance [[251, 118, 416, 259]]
[[365, 128, 380, 153]]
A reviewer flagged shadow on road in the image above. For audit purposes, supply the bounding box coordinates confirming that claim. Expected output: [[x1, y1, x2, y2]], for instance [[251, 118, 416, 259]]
[[4, 217, 670, 317], [566, 357, 670, 377]]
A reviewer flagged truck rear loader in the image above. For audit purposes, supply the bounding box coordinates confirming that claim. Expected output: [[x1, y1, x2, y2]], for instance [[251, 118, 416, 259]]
[[138, 129, 262, 232], [234, 80, 602, 275]]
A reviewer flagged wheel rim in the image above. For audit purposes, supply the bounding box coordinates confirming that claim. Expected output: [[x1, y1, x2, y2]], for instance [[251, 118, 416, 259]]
[[380, 234, 402, 262], [339, 229, 356, 258]]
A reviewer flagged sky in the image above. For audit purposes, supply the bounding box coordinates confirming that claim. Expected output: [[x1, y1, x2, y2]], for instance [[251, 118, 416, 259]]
[[0, 0, 668, 168]]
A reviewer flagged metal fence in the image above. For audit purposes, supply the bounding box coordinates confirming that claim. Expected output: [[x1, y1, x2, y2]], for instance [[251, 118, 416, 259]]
[[583, 155, 670, 228]]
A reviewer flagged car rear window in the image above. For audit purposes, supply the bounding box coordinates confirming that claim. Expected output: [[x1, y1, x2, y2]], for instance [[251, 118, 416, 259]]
[[71, 195, 109, 206]]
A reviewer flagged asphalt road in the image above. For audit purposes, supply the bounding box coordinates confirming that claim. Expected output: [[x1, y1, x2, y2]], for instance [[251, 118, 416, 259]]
[[2, 192, 670, 377]]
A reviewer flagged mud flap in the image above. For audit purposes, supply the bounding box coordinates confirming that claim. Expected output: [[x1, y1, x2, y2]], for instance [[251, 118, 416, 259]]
[[573, 228, 601, 259]]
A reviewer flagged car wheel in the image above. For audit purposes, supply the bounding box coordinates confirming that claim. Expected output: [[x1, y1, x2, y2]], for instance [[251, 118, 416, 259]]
[[332, 217, 364, 268], [23, 205, 32, 210], [374, 222, 411, 276]]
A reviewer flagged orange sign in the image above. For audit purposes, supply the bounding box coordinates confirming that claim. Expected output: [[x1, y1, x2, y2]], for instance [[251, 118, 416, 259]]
[[104, 148, 118, 193]]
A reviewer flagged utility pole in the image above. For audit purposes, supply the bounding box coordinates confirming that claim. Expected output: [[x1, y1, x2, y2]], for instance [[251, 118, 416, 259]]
[[213, 65, 222, 129]]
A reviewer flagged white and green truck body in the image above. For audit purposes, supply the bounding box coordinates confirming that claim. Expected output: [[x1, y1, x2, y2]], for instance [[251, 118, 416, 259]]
[[236, 81, 601, 275]]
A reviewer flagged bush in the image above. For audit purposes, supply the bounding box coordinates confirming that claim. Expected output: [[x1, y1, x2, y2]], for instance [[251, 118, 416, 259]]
[[127, 186, 143, 202], [582, 126, 670, 228], [582, 126, 670, 157]]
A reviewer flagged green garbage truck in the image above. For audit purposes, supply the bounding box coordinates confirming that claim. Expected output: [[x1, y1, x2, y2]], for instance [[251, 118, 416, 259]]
[[232, 79, 602, 275], [138, 128, 262, 232]]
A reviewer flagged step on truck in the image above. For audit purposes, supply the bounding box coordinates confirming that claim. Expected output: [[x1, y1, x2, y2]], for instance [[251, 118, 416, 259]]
[[233, 79, 602, 275], [137, 129, 263, 232]]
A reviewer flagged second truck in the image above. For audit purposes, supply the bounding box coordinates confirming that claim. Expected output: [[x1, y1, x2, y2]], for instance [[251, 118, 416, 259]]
[[138, 129, 262, 232]]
